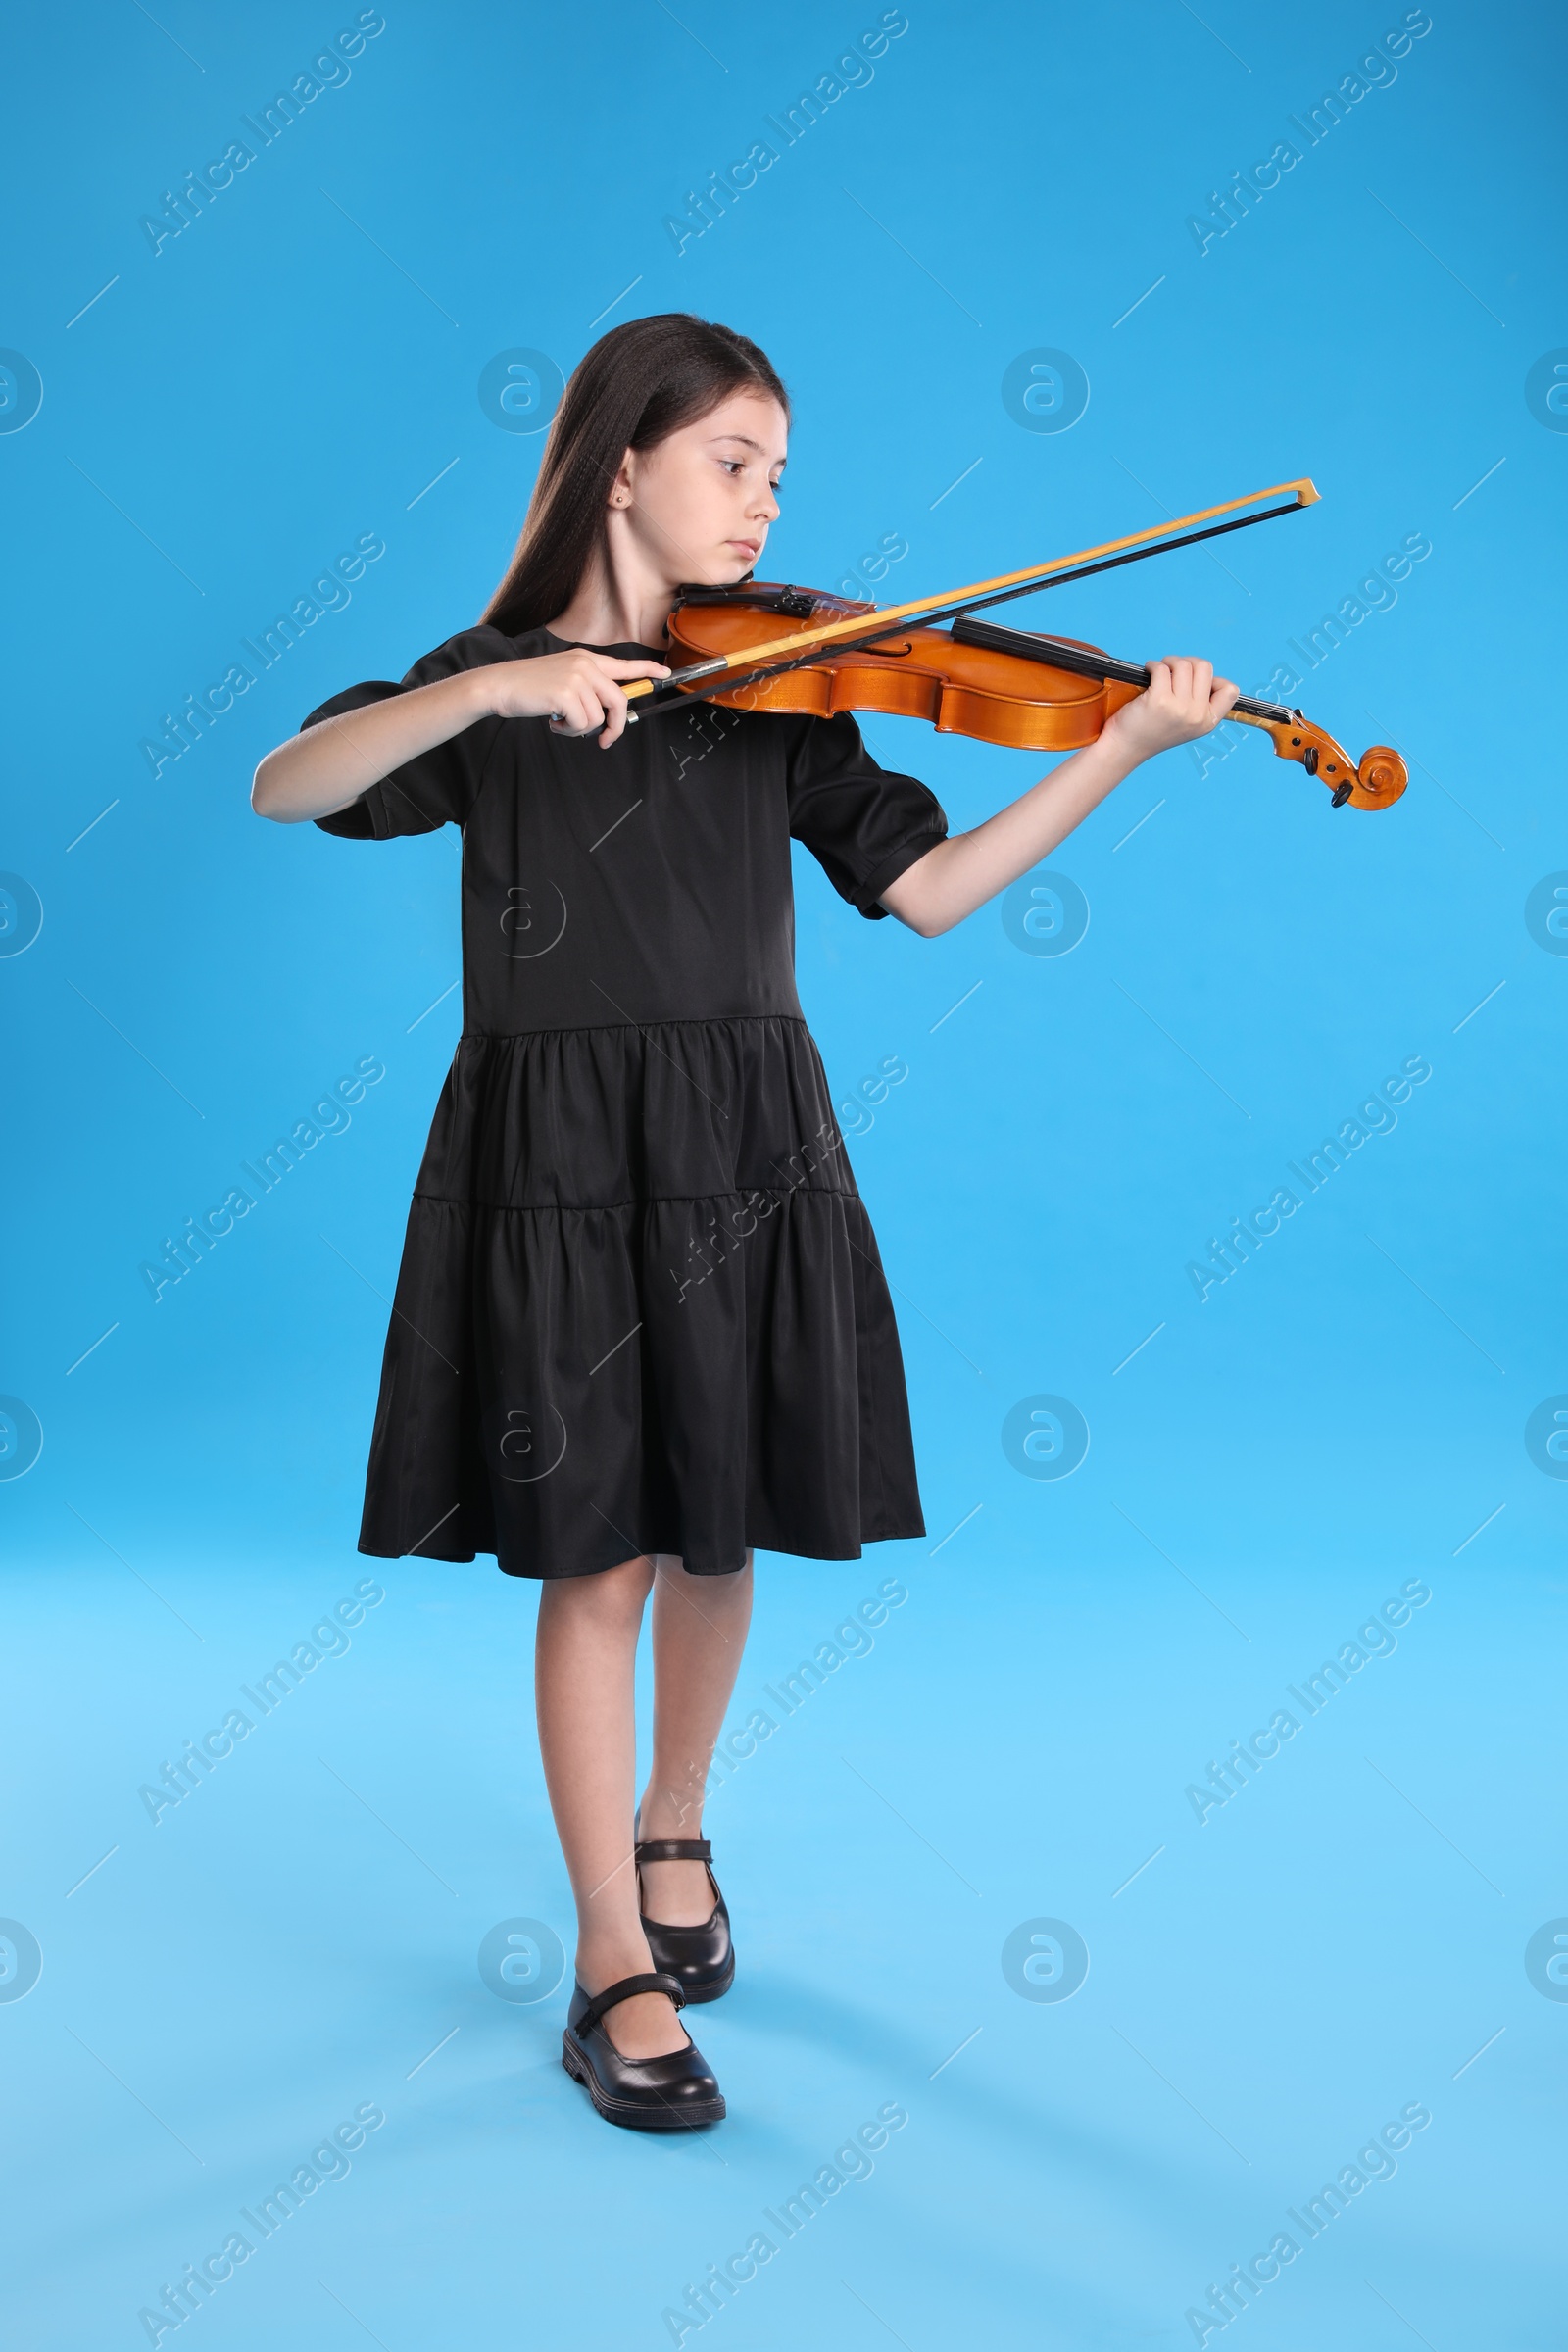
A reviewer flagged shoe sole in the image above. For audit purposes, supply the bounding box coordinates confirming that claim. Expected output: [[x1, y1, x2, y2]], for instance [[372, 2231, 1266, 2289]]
[[561, 2033, 726, 2132]]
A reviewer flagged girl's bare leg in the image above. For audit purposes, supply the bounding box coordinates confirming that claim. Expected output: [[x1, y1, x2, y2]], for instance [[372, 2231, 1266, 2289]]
[[534, 1548, 754, 2060], [535, 1554, 686, 2060], [637, 1549, 754, 1928]]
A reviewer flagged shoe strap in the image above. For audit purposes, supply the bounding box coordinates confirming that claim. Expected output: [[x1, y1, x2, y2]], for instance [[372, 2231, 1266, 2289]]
[[634, 1838, 712, 1863], [574, 1971, 686, 2041]]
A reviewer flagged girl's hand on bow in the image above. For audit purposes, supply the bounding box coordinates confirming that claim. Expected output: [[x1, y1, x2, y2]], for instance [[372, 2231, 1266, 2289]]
[[484, 650, 671, 748]]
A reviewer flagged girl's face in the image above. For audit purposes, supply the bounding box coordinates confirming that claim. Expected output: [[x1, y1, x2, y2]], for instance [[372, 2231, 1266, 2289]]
[[617, 389, 788, 588]]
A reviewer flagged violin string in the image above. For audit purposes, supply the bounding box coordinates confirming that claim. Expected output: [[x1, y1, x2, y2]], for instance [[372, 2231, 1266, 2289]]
[[951, 614, 1298, 721], [632, 498, 1305, 722]]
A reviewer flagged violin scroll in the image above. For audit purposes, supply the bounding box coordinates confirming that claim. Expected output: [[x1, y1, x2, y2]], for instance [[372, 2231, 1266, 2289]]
[[1250, 712, 1408, 810], [1350, 742, 1409, 809]]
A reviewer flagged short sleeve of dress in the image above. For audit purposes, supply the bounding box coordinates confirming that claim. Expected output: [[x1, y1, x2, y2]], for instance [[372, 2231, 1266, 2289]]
[[308, 627, 514, 839], [785, 711, 949, 920]]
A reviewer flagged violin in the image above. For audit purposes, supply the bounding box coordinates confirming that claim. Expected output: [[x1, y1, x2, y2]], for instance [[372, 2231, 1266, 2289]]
[[626, 478, 1408, 812]]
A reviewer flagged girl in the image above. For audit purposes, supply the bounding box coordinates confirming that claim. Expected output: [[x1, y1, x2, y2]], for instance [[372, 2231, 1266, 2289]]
[[252, 313, 1236, 2132]]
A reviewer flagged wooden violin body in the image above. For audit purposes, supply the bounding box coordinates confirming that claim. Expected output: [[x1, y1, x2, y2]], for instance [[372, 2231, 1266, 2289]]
[[664, 583, 1407, 811], [670, 587, 1109, 749]]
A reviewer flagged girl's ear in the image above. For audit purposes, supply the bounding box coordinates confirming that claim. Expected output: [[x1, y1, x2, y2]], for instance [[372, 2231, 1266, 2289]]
[[609, 448, 635, 510]]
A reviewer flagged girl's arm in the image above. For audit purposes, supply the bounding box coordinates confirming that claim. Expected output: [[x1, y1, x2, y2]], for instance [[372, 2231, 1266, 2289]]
[[877, 657, 1238, 937], [250, 648, 669, 823]]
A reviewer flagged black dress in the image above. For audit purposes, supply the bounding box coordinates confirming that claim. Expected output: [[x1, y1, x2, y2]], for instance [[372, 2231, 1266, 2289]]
[[307, 624, 949, 1579]]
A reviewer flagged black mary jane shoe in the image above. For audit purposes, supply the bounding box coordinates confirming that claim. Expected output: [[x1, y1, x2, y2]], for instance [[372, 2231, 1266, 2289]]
[[635, 1838, 735, 2003], [562, 1971, 725, 2132]]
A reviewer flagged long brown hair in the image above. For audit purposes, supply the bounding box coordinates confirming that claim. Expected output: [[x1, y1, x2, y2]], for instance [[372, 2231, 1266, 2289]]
[[479, 314, 790, 638]]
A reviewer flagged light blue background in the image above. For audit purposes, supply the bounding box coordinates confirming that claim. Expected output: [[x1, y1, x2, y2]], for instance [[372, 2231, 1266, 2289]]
[[2, 4, 1563, 2346]]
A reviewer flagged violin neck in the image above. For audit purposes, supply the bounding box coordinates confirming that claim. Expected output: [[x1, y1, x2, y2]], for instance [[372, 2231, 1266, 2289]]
[[947, 614, 1296, 723]]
